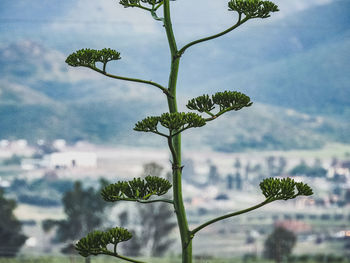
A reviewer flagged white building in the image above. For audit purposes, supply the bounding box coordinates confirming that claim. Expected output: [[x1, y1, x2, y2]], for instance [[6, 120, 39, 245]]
[[327, 160, 350, 179], [52, 139, 66, 150], [46, 152, 97, 169]]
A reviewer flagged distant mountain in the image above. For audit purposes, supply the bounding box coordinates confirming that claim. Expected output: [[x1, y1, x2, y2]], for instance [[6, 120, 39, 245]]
[[196, 104, 350, 152], [0, 0, 349, 151], [182, 0, 350, 116], [223, 38, 350, 116], [0, 78, 348, 151]]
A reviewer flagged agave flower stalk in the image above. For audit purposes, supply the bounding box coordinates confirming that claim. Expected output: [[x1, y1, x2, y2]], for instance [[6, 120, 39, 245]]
[[65, 1, 313, 262]]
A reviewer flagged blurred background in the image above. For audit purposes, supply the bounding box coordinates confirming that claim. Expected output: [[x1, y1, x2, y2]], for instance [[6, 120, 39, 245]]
[[0, 0, 349, 262]]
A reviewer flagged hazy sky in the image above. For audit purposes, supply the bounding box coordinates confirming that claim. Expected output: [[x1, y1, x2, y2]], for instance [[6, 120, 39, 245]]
[[0, 0, 336, 48]]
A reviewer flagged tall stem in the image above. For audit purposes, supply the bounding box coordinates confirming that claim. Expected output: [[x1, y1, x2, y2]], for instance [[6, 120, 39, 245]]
[[163, 1, 192, 262]]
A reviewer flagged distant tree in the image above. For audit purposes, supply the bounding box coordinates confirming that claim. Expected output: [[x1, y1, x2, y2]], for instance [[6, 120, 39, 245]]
[[295, 213, 305, 220], [252, 163, 264, 181], [226, 174, 234, 190], [333, 186, 342, 196], [242, 253, 257, 263], [122, 230, 143, 257], [118, 210, 129, 227], [141, 164, 176, 257], [266, 156, 286, 177], [345, 238, 350, 255], [36, 141, 58, 155], [142, 162, 164, 178], [266, 156, 276, 176], [0, 189, 27, 257], [344, 189, 350, 204], [42, 180, 110, 257], [2, 154, 22, 166], [123, 163, 176, 257], [232, 159, 243, 190], [313, 158, 322, 168], [277, 157, 287, 175], [208, 164, 220, 185], [290, 160, 327, 177], [234, 158, 242, 171], [235, 173, 242, 190], [331, 157, 338, 167], [138, 201, 176, 256], [263, 227, 296, 263], [117, 210, 142, 257], [245, 161, 252, 180], [215, 193, 229, 200]]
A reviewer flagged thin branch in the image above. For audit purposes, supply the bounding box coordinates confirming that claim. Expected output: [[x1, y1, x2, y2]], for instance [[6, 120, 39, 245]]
[[127, 3, 152, 12], [204, 106, 237, 122], [151, 9, 163, 21], [178, 14, 249, 56], [102, 251, 147, 263], [204, 110, 215, 117], [108, 197, 174, 204], [154, 1, 164, 11], [150, 3, 164, 21], [153, 129, 169, 138], [190, 198, 272, 236], [204, 116, 217, 122], [171, 125, 191, 137], [138, 5, 152, 12], [89, 67, 172, 98], [130, 198, 174, 204]]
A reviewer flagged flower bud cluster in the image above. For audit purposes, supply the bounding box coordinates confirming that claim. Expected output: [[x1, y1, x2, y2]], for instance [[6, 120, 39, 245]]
[[260, 177, 313, 201], [66, 48, 121, 68], [228, 0, 279, 18], [75, 227, 132, 257], [101, 176, 172, 201]]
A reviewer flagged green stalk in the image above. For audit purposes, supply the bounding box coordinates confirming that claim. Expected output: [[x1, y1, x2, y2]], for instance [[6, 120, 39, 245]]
[[178, 14, 249, 56], [90, 67, 171, 97], [191, 199, 272, 236], [102, 251, 146, 263], [163, 0, 192, 262]]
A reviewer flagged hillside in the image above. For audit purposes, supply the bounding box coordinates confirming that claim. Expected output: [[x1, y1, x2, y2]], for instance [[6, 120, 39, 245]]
[[0, 0, 349, 151], [220, 38, 350, 116], [0, 76, 348, 151], [181, 0, 350, 116]]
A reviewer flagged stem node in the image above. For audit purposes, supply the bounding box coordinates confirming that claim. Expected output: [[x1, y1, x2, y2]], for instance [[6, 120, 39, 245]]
[[172, 163, 184, 172]]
